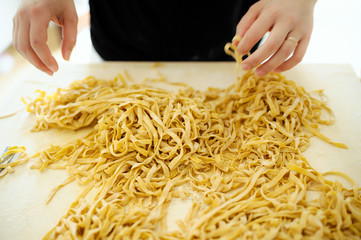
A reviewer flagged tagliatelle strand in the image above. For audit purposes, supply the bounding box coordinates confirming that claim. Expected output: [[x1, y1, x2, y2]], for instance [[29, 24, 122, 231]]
[[1, 41, 361, 239]]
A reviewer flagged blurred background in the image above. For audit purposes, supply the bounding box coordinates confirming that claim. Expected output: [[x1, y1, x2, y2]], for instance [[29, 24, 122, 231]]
[[0, 0, 360, 78]]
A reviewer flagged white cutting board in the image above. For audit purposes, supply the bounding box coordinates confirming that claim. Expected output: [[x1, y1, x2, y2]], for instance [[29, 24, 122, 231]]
[[0, 62, 360, 240]]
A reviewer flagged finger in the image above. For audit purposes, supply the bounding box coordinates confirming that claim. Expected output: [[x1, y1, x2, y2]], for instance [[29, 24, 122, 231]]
[[236, 14, 273, 56], [235, 3, 262, 40], [61, 10, 78, 61], [17, 17, 54, 75], [255, 35, 299, 76], [12, 16, 18, 50], [29, 13, 58, 73], [242, 24, 289, 70], [274, 37, 309, 72]]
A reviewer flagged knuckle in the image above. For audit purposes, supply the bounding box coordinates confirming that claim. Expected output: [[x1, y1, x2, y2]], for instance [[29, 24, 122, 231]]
[[249, 2, 262, 12], [286, 15, 297, 26], [17, 8, 27, 19], [73, 14, 79, 23], [65, 9, 79, 23], [68, 14, 78, 25], [283, 45, 294, 56], [298, 26, 307, 35], [30, 37, 42, 48], [30, 4, 46, 18], [249, 4, 258, 12], [237, 41, 250, 54], [293, 55, 303, 64], [267, 41, 278, 52], [268, 8, 279, 19], [237, 45, 247, 55], [18, 44, 28, 54], [244, 32, 257, 43], [304, 32, 312, 41], [245, 57, 257, 66]]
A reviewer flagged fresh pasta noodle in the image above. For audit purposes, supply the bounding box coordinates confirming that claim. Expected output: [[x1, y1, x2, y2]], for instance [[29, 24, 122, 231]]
[[0, 146, 27, 177], [1, 41, 361, 239]]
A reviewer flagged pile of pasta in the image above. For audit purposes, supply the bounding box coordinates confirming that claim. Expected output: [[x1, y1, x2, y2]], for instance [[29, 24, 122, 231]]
[[2, 42, 361, 239]]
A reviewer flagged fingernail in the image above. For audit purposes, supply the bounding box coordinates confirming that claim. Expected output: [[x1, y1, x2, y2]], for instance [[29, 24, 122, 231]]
[[49, 64, 58, 73], [232, 35, 241, 45], [64, 50, 72, 61]]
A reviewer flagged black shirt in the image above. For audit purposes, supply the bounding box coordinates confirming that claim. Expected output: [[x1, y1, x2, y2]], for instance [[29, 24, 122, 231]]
[[89, 0, 258, 61]]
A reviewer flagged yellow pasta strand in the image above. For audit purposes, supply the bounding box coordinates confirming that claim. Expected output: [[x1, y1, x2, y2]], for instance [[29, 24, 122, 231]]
[[2, 41, 361, 239]]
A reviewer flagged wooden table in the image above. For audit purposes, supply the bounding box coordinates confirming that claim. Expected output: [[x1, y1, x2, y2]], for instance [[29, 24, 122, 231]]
[[0, 62, 360, 239]]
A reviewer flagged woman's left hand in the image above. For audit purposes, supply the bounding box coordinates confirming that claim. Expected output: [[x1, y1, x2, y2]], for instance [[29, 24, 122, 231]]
[[234, 0, 317, 76]]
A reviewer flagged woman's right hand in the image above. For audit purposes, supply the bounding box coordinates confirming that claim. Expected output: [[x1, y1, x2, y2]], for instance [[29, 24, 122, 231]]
[[13, 0, 78, 75]]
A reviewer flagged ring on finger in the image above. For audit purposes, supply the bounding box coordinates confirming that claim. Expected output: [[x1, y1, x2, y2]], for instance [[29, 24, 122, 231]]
[[285, 36, 299, 47]]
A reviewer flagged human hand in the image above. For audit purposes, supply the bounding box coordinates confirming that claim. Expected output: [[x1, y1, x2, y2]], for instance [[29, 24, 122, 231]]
[[13, 0, 78, 75], [234, 0, 317, 76]]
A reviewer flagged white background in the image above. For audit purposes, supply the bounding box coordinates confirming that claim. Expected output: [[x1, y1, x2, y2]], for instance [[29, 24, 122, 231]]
[[0, 0, 360, 76]]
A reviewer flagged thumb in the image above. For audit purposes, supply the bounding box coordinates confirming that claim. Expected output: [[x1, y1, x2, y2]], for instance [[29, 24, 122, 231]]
[[61, 11, 78, 61]]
